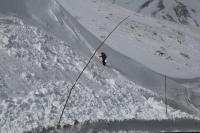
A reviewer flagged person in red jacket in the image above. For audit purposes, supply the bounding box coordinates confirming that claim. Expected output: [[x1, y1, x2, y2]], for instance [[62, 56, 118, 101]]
[[99, 52, 107, 66]]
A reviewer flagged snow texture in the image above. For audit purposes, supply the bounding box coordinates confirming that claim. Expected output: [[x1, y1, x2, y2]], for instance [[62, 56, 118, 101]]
[[0, 16, 197, 133], [58, 0, 200, 79], [112, 0, 200, 27], [0, 0, 200, 132]]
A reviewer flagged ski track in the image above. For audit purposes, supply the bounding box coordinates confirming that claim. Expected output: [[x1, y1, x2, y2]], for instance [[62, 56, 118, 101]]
[[0, 17, 198, 133]]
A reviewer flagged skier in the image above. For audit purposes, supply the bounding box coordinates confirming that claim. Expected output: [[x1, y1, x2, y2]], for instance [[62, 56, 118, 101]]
[[99, 52, 107, 66]]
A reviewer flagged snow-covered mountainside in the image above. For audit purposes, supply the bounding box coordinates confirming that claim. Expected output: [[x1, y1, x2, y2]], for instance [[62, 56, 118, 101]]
[[0, 0, 90, 56], [59, 0, 200, 79], [113, 0, 200, 27], [0, 16, 195, 133], [0, 0, 200, 132]]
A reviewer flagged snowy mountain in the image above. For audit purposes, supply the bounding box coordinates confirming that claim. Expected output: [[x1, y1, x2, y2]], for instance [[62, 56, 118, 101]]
[[0, 0, 200, 132], [58, 0, 200, 110], [0, 13, 193, 133], [59, 0, 200, 79], [113, 0, 200, 27]]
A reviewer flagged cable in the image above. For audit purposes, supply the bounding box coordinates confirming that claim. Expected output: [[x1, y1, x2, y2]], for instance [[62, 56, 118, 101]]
[[57, 16, 130, 127]]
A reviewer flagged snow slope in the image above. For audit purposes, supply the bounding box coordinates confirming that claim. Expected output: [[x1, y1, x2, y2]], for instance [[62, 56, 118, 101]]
[[0, 0, 91, 56], [0, 16, 195, 133], [57, 0, 200, 115], [113, 0, 200, 27], [58, 0, 200, 79], [0, 0, 200, 132]]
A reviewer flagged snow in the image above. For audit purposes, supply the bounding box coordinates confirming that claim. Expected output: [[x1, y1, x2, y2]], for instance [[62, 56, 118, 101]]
[[58, 0, 200, 79], [113, 0, 200, 27], [0, 16, 197, 133], [0, 0, 200, 132]]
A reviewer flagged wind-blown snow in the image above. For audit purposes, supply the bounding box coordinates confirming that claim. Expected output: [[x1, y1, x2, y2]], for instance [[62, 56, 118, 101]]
[[0, 16, 197, 133]]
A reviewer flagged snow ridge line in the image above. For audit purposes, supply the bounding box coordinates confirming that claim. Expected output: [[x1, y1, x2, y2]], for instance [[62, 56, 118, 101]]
[[57, 16, 130, 127]]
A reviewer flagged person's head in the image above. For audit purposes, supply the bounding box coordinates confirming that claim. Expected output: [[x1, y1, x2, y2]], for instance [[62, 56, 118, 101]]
[[101, 52, 105, 55]]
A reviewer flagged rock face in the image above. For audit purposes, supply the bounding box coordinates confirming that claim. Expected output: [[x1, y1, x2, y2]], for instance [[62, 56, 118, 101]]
[[114, 0, 200, 27]]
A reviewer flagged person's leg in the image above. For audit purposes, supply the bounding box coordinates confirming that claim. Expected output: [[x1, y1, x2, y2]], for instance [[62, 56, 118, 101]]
[[102, 60, 106, 66]]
